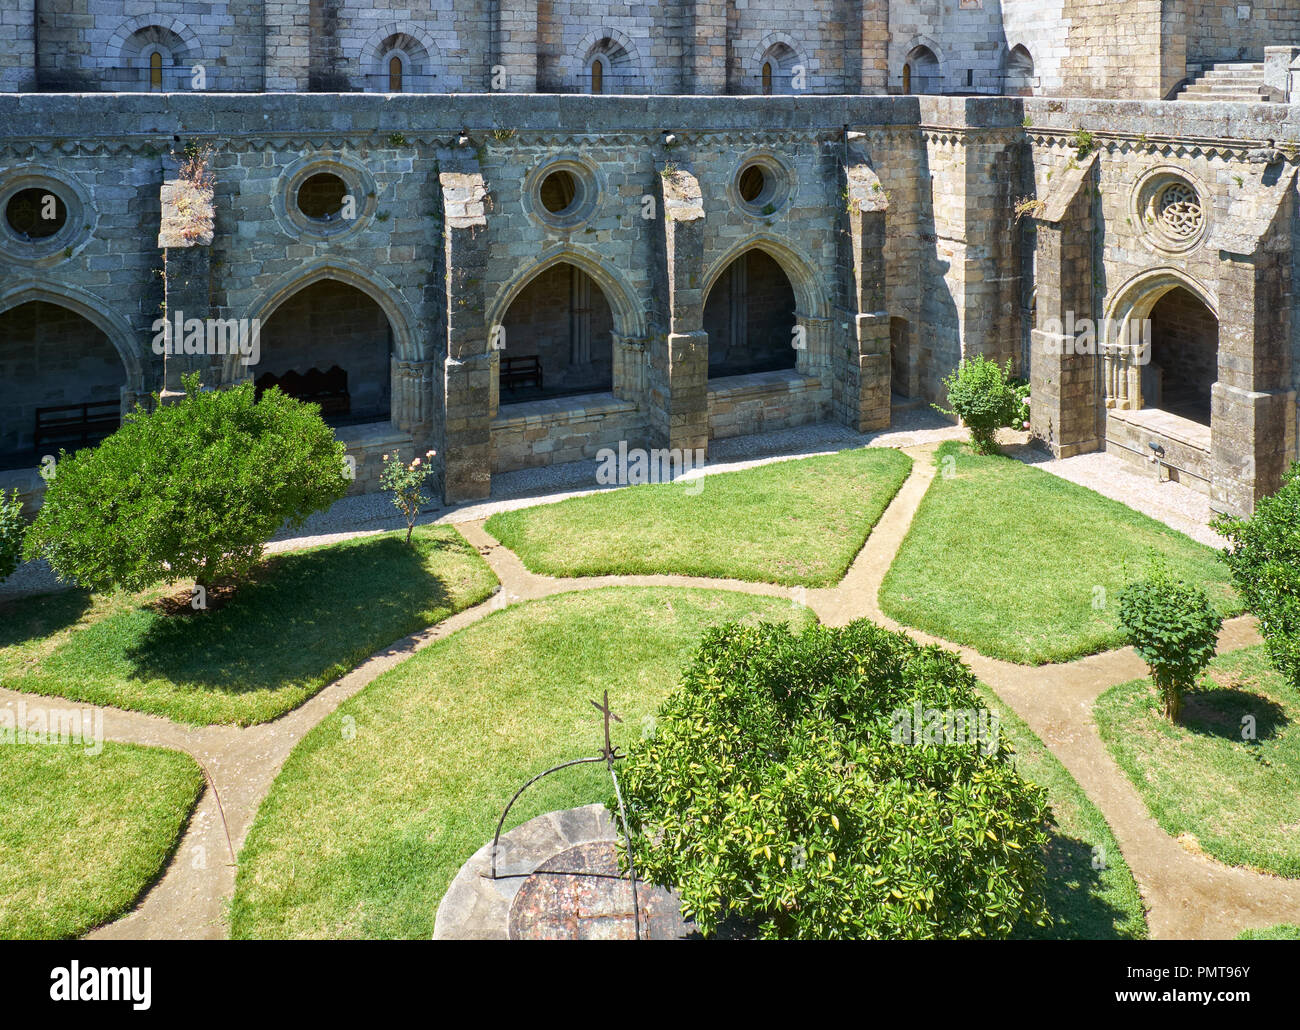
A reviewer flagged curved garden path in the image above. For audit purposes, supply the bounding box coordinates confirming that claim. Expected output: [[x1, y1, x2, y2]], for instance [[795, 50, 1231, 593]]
[[4, 441, 1297, 940]]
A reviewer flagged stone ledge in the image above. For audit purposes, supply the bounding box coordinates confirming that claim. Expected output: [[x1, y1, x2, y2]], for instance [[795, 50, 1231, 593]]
[[707, 369, 823, 400]]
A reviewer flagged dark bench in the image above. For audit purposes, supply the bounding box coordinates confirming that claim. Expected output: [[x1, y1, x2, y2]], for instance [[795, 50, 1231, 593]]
[[500, 354, 543, 392], [34, 400, 121, 452], [255, 365, 350, 416]]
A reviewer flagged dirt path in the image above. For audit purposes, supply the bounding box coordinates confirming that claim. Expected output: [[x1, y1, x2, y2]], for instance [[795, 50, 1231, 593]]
[[7, 441, 1297, 939]]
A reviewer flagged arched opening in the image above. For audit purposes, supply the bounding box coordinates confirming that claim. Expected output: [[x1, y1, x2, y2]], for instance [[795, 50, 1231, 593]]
[[149, 51, 163, 90], [757, 43, 800, 95], [1144, 286, 1218, 426], [0, 301, 126, 469], [498, 263, 615, 402], [118, 26, 189, 92], [703, 250, 798, 380], [1006, 45, 1035, 96], [256, 280, 394, 427], [904, 46, 940, 95], [371, 32, 430, 92], [583, 38, 634, 94], [388, 54, 403, 92]]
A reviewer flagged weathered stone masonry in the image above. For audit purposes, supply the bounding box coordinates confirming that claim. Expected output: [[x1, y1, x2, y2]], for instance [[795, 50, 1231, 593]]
[[0, 93, 1297, 518]]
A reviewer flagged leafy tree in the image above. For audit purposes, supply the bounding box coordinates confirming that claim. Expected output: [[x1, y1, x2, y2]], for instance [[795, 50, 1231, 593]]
[[934, 355, 1023, 454], [0, 488, 24, 584], [1212, 463, 1300, 691], [1117, 559, 1223, 721], [617, 619, 1050, 940], [24, 374, 350, 598]]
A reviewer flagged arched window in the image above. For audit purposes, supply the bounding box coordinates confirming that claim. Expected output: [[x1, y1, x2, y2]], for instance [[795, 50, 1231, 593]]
[[582, 38, 635, 94], [149, 51, 163, 90], [757, 42, 799, 95], [1006, 45, 1035, 96], [590, 57, 604, 95], [388, 54, 403, 92], [904, 46, 940, 95], [902, 63, 912, 95], [762, 61, 773, 95]]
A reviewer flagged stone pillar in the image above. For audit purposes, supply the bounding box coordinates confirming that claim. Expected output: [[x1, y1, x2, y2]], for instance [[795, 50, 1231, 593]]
[[1029, 155, 1100, 457], [441, 169, 493, 502], [157, 177, 217, 399], [494, 0, 538, 92], [689, 2, 727, 94], [570, 267, 591, 367], [1264, 47, 1300, 102], [834, 156, 891, 432], [265, 0, 311, 92], [653, 167, 709, 453], [613, 335, 648, 404], [860, 0, 889, 93], [392, 359, 437, 439]]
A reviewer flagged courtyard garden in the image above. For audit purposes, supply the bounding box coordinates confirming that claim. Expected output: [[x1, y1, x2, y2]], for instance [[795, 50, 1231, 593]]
[[879, 441, 1240, 664], [485, 447, 912, 586], [0, 739, 202, 939]]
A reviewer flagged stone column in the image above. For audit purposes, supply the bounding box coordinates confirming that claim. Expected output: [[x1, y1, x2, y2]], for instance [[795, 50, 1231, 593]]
[[441, 169, 493, 502], [494, 0, 538, 92], [392, 358, 437, 438], [1029, 154, 1100, 457], [860, 0, 889, 93], [653, 167, 710, 454], [613, 335, 648, 404], [689, 2, 727, 94], [264, 1, 311, 92], [834, 156, 891, 432], [157, 176, 217, 400]]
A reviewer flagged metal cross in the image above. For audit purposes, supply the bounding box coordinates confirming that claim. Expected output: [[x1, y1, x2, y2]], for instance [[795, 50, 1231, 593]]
[[590, 689, 624, 763]]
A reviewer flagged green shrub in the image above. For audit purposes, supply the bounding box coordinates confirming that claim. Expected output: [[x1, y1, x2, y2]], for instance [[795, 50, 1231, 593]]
[[24, 374, 349, 597], [379, 448, 439, 545], [0, 488, 24, 584], [1212, 464, 1300, 691], [1117, 559, 1223, 721], [934, 355, 1022, 454], [616, 619, 1051, 940]]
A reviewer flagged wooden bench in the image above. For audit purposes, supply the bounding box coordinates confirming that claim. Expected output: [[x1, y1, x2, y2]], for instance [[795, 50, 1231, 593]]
[[34, 400, 121, 452], [255, 365, 351, 416], [500, 355, 543, 392]]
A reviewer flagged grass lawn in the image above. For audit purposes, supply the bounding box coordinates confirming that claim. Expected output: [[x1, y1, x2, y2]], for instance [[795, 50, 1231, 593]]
[[1096, 646, 1300, 878], [230, 587, 817, 939], [0, 525, 498, 726], [1237, 924, 1300, 940], [0, 740, 202, 939], [979, 688, 1147, 939], [879, 442, 1239, 664], [485, 447, 913, 587]]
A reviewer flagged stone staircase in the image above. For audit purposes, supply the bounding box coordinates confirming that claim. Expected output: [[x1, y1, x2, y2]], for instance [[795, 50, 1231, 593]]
[[1177, 62, 1274, 103]]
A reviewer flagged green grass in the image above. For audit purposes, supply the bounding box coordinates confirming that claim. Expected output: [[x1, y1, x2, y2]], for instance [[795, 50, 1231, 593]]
[[879, 442, 1239, 664], [0, 525, 498, 726], [0, 739, 202, 939], [230, 587, 816, 939], [1237, 924, 1300, 940], [978, 688, 1147, 939], [485, 447, 913, 587], [1096, 646, 1300, 878]]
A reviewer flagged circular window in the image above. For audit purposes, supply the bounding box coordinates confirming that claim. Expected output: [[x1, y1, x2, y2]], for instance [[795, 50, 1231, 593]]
[[1156, 182, 1203, 241], [527, 160, 598, 229], [6, 188, 68, 240], [296, 173, 349, 222], [1132, 168, 1208, 253], [732, 156, 791, 216], [539, 170, 579, 215]]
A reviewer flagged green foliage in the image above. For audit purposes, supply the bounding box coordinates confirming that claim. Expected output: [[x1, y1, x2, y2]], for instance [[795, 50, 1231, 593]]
[[1071, 128, 1097, 158], [1010, 377, 1031, 431], [1117, 558, 1223, 721], [618, 619, 1051, 940], [379, 448, 440, 545], [934, 355, 1022, 454], [24, 374, 349, 596], [0, 489, 24, 584], [1212, 463, 1300, 691]]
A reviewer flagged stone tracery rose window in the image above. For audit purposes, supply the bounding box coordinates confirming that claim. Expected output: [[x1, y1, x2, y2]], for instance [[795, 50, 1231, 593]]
[[1156, 182, 1203, 240]]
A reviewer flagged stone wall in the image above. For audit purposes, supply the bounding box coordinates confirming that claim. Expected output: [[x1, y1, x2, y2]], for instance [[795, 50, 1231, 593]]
[[1189, 1, 1300, 65], [707, 370, 830, 440], [491, 394, 649, 472]]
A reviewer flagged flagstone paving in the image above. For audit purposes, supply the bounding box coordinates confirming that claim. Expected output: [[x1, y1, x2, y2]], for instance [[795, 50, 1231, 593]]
[[5, 436, 1298, 940]]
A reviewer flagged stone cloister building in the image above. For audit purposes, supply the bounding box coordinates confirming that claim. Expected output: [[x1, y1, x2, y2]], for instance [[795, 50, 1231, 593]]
[[0, 6, 1298, 518]]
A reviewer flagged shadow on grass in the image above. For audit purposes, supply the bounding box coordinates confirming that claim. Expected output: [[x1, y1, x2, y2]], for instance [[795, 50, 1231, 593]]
[[120, 535, 454, 695], [1018, 829, 1138, 940], [0, 588, 94, 650], [1180, 686, 1286, 743]]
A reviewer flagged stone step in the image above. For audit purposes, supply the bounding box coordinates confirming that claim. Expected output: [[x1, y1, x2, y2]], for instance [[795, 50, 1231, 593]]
[[1178, 91, 1274, 103]]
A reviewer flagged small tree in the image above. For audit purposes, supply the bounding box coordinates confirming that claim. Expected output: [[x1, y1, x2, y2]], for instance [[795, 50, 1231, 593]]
[[934, 355, 1022, 454], [618, 619, 1050, 940], [0, 488, 24, 584], [379, 449, 439, 545], [1212, 463, 1300, 691], [23, 374, 350, 599], [1117, 559, 1224, 721]]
